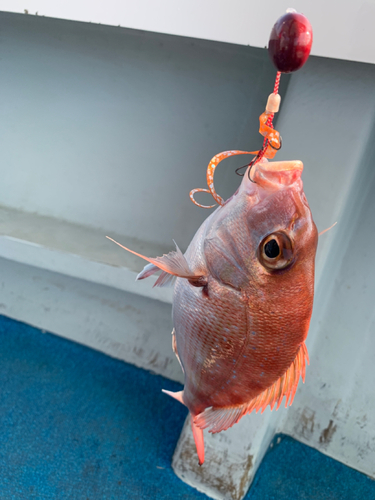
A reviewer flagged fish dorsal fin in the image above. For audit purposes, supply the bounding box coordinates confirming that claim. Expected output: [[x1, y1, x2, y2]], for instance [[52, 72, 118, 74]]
[[194, 343, 309, 434], [106, 237, 205, 284]]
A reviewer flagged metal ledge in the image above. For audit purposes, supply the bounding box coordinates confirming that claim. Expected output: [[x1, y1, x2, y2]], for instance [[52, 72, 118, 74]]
[[0, 205, 173, 305]]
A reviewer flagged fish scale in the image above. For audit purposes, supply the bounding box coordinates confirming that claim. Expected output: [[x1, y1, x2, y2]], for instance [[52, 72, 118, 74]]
[[174, 276, 248, 414]]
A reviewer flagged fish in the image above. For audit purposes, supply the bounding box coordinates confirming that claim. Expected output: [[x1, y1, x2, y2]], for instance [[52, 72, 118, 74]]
[[107, 154, 318, 466]]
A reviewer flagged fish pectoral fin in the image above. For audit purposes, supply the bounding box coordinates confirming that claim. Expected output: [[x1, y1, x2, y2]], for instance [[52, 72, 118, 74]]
[[191, 416, 205, 465], [106, 237, 206, 285], [194, 343, 309, 434]]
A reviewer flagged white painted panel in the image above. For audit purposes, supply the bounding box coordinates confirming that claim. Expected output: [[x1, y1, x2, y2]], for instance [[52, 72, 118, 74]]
[[280, 109, 375, 479], [0, 258, 182, 382], [1, 0, 375, 64], [0, 206, 173, 304], [173, 55, 375, 497], [0, 13, 277, 252]]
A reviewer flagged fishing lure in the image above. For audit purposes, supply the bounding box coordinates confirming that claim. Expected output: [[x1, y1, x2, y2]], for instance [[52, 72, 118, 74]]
[[108, 10, 317, 465]]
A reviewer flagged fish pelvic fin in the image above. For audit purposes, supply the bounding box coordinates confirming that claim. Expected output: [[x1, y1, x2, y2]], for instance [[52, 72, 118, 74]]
[[194, 342, 309, 434], [172, 328, 184, 374], [191, 416, 205, 465], [106, 237, 206, 286], [153, 271, 177, 288], [137, 264, 177, 288], [161, 389, 185, 405], [137, 263, 159, 280]]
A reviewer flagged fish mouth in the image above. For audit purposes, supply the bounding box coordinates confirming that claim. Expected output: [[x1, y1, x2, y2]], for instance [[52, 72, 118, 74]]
[[251, 159, 304, 188]]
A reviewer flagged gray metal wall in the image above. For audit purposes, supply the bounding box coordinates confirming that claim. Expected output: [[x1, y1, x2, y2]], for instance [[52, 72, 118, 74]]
[[0, 11, 288, 251], [171, 54, 375, 499]]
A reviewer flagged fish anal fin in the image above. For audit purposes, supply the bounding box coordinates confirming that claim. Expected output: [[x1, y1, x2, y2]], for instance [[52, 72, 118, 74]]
[[191, 417, 205, 465], [162, 389, 185, 405], [194, 343, 309, 434], [106, 236, 206, 284], [194, 405, 246, 434]]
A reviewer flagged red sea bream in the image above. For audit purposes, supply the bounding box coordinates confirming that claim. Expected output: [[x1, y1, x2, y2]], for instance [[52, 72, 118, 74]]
[[109, 157, 318, 465]]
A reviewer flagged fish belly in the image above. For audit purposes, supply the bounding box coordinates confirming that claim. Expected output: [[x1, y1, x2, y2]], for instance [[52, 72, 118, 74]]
[[173, 276, 305, 418]]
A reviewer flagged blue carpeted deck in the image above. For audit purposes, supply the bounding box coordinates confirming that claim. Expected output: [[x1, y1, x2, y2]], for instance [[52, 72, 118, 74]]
[[0, 315, 206, 500], [0, 315, 374, 499], [247, 435, 375, 500]]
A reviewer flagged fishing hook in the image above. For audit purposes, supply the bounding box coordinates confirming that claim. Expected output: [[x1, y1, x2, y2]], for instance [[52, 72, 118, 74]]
[[248, 154, 262, 183], [235, 164, 249, 177]]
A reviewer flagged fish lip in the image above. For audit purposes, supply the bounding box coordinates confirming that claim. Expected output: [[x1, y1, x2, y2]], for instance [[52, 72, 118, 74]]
[[247, 160, 304, 189], [257, 159, 303, 173]]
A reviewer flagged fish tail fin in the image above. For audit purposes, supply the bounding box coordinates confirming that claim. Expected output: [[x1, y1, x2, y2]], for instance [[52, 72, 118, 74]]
[[191, 416, 205, 466], [162, 389, 205, 464], [106, 237, 205, 285]]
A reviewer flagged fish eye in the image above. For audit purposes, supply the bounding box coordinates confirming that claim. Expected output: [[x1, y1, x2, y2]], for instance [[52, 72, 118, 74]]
[[259, 232, 294, 271], [264, 239, 280, 258]]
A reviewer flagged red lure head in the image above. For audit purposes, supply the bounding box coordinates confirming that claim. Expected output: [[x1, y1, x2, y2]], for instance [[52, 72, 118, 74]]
[[268, 10, 313, 73]]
